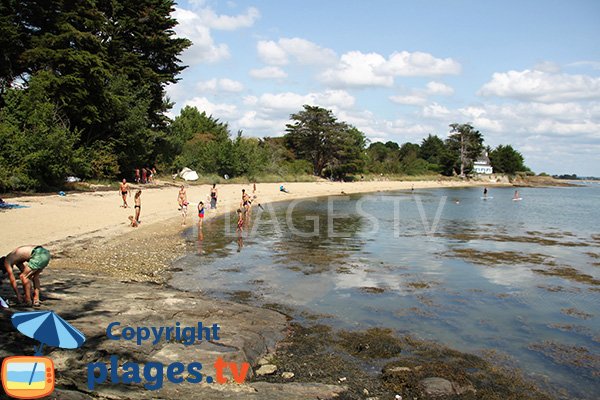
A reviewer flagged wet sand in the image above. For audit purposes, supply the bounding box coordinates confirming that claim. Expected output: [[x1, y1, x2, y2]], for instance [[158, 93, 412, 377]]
[[1, 178, 509, 278]]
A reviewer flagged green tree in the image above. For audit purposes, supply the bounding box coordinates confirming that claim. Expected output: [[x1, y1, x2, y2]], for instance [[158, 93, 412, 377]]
[[489, 144, 527, 174], [324, 126, 367, 180], [419, 134, 445, 166], [285, 105, 366, 179], [447, 123, 484, 177], [0, 73, 84, 191], [0, 0, 191, 181]]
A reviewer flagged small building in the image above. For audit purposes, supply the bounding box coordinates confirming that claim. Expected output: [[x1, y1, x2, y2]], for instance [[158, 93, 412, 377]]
[[473, 152, 493, 175]]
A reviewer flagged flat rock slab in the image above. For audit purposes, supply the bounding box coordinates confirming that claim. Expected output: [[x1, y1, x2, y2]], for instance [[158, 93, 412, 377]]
[[420, 377, 454, 397], [0, 270, 344, 399]]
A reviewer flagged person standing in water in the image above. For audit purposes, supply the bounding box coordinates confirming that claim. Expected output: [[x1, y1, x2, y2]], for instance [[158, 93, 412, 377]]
[[210, 184, 218, 209], [483, 187, 488, 198], [513, 190, 520, 200], [198, 201, 205, 227], [119, 179, 130, 208]]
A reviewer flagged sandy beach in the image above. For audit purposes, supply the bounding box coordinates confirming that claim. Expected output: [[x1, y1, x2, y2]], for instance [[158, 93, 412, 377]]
[[3, 178, 573, 400], [1, 178, 507, 258]]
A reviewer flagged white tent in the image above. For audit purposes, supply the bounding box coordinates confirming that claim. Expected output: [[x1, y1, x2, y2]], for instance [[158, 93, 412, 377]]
[[179, 167, 199, 181]]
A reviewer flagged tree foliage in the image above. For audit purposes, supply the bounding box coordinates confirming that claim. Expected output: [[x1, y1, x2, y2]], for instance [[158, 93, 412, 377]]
[[0, 73, 84, 191], [285, 105, 367, 179], [489, 144, 527, 174], [0, 0, 190, 187], [447, 123, 484, 176]]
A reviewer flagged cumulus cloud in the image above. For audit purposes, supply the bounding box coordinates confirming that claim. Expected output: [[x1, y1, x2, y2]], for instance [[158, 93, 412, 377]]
[[183, 96, 238, 119], [422, 103, 452, 119], [321, 51, 393, 87], [196, 78, 244, 92], [257, 38, 337, 66], [232, 90, 360, 136], [390, 81, 454, 105], [255, 90, 356, 114], [197, 7, 260, 30], [249, 66, 288, 79], [478, 69, 600, 102], [173, 5, 259, 65], [389, 95, 427, 106], [238, 111, 289, 132], [173, 8, 229, 64], [425, 81, 454, 96], [378, 51, 461, 76], [321, 51, 460, 88]]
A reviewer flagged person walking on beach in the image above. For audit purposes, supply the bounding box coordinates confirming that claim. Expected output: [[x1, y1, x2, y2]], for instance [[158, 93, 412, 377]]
[[198, 201, 205, 227], [2, 245, 51, 307], [178, 185, 187, 210], [134, 168, 140, 183], [141, 168, 147, 184], [120, 179, 130, 208], [134, 190, 142, 223], [210, 184, 218, 209]]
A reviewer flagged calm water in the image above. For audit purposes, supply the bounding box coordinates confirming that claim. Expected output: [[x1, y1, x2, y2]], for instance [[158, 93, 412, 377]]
[[171, 185, 600, 398]]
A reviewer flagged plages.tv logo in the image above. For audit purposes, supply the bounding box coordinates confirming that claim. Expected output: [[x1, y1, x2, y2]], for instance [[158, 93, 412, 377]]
[[1, 311, 86, 399]]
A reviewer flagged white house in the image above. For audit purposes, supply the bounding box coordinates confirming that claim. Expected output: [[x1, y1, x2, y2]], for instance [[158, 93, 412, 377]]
[[473, 151, 493, 174]]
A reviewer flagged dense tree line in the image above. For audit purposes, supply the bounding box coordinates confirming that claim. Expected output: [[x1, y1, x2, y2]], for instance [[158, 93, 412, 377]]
[[169, 106, 528, 182], [0, 0, 189, 191], [0, 3, 528, 192]]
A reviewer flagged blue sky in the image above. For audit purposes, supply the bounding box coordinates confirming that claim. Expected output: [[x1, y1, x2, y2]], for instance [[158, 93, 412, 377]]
[[166, 0, 600, 176]]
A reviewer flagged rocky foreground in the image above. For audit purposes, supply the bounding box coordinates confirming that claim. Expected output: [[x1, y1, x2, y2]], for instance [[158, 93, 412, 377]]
[[0, 270, 343, 399]]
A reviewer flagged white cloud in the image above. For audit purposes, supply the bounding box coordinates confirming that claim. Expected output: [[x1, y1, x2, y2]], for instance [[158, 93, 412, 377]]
[[389, 95, 427, 106], [219, 78, 244, 92], [255, 90, 355, 114], [378, 51, 461, 76], [321, 51, 393, 88], [238, 111, 288, 132], [196, 78, 244, 92], [389, 81, 454, 106], [533, 61, 561, 73], [173, 8, 230, 64], [322, 50, 460, 88], [425, 81, 454, 96], [567, 61, 600, 70], [198, 7, 260, 30], [173, 5, 259, 65], [478, 69, 600, 102], [184, 97, 237, 119], [278, 38, 338, 65], [422, 103, 451, 119], [257, 41, 289, 65], [249, 66, 288, 79], [257, 38, 337, 66]]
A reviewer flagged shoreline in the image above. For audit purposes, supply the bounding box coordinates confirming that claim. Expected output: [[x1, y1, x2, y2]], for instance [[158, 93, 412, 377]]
[[1, 178, 510, 261], [1, 179, 569, 399]]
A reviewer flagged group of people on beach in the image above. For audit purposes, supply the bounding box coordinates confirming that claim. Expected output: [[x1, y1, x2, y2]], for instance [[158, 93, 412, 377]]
[[134, 167, 156, 185], [1, 245, 51, 308], [178, 183, 219, 227]]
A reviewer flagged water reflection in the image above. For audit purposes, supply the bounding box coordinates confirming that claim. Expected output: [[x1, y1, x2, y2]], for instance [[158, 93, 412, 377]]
[[173, 187, 600, 400]]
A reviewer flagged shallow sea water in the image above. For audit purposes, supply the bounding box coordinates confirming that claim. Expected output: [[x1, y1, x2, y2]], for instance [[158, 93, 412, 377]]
[[171, 185, 600, 398]]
